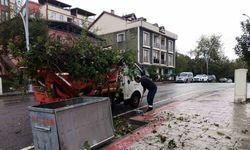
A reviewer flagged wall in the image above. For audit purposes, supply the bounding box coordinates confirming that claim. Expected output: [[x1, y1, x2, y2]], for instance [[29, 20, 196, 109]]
[[90, 13, 127, 35], [100, 28, 138, 58]]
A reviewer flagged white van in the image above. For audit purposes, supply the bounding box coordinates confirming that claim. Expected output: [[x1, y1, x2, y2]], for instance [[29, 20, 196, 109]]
[[176, 72, 193, 83], [116, 63, 144, 108]]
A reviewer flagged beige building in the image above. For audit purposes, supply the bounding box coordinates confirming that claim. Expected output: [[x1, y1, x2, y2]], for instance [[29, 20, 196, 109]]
[[0, 0, 96, 28], [89, 11, 178, 76], [38, 0, 95, 28]]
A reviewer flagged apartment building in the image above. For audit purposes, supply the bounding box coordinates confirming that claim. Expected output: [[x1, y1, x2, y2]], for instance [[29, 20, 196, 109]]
[[38, 0, 95, 28], [89, 11, 178, 76], [0, 0, 11, 22], [0, 0, 96, 28]]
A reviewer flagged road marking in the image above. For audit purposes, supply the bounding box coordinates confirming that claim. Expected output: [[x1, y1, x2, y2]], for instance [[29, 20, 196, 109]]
[[20, 145, 34, 150]]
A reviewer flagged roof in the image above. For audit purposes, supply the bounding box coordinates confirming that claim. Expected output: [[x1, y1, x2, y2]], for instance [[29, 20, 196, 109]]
[[88, 11, 125, 29], [47, 20, 103, 40], [88, 11, 178, 39], [71, 8, 95, 17], [38, 0, 71, 8]]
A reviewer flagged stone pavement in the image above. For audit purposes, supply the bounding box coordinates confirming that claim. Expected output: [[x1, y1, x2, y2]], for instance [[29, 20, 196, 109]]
[[104, 86, 250, 150]]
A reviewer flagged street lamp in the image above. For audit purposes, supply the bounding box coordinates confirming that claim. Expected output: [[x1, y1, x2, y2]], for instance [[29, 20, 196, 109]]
[[243, 13, 250, 20], [16, 0, 29, 51], [204, 48, 209, 76]]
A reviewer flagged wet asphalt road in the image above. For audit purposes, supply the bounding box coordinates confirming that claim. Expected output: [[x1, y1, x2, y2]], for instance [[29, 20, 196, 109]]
[[113, 83, 235, 116], [0, 82, 235, 150], [0, 94, 37, 150]]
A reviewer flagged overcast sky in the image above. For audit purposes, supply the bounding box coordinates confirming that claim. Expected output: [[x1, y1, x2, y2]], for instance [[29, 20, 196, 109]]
[[37, 0, 250, 60]]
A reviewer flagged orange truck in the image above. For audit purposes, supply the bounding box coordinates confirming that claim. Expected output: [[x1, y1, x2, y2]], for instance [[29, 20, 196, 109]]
[[32, 62, 144, 108]]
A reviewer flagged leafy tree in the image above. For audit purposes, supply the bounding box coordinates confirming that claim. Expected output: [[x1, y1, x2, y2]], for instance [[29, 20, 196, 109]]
[[9, 30, 123, 85], [175, 34, 248, 80], [189, 35, 224, 75], [190, 35, 223, 62], [1, 12, 141, 94], [0, 13, 48, 91], [233, 58, 248, 69], [235, 19, 250, 67], [0, 13, 47, 54], [176, 52, 192, 73]]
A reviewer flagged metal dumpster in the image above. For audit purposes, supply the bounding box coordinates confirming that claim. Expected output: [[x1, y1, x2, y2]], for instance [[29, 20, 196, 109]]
[[28, 96, 114, 150]]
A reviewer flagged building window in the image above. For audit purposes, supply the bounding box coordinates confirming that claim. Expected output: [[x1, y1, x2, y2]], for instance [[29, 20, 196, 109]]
[[49, 12, 56, 20], [117, 32, 125, 42], [143, 31, 150, 47], [161, 37, 166, 50], [168, 40, 174, 52], [4, 0, 8, 6], [67, 17, 72, 22], [0, 11, 9, 22], [76, 19, 80, 26], [168, 54, 174, 66], [1, 0, 8, 6], [143, 48, 150, 63], [161, 52, 166, 64], [153, 34, 161, 49], [153, 50, 160, 64], [59, 14, 64, 21]]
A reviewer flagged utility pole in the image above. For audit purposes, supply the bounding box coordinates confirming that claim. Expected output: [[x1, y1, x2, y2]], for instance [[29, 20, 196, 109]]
[[18, 0, 29, 51], [17, 0, 32, 92], [204, 47, 209, 76]]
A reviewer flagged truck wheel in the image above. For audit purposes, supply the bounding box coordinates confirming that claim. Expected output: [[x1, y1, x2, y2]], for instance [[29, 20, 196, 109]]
[[130, 93, 141, 108]]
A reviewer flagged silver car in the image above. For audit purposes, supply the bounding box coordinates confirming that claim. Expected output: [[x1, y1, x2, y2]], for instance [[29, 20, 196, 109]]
[[176, 72, 193, 83]]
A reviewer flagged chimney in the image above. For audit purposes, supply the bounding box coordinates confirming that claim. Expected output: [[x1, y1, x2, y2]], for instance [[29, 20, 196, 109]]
[[111, 9, 114, 14]]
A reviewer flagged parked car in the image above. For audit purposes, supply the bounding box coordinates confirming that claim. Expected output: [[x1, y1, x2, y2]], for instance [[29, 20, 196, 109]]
[[208, 75, 216, 82], [193, 74, 208, 82], [219, 77, 228, 82], [175, 72, 193, 83], [227, 78, 233, 83]]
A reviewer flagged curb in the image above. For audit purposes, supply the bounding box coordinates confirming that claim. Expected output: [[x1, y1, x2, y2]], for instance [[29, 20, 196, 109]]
[[0, 92, 33, 97], [104, 101, 182, 150]]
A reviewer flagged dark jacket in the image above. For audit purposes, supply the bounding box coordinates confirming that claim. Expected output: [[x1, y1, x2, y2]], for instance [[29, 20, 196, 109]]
[[140, 76, 156, 90]]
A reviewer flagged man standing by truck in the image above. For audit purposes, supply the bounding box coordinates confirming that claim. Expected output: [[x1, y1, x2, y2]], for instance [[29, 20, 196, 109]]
[[135, 75, 157, 112]]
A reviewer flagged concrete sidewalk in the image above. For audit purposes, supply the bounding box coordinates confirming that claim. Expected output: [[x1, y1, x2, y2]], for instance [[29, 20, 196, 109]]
[[104, 87, 250, 150]]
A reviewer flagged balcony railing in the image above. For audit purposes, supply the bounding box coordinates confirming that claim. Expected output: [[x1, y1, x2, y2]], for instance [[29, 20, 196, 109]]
[[161, 45, 167, 50], [168, 49, 174, 53], [161, 60, 166, 65], [153, 43, 161, 49], [153, 58, 160, 64]]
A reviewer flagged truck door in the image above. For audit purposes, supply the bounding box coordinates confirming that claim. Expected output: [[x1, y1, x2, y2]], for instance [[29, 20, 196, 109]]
[[122, 63, 144, 100]]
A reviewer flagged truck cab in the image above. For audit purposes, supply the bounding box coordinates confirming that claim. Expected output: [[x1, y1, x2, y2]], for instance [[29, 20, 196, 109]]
[[116, 63, 144, 108]]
